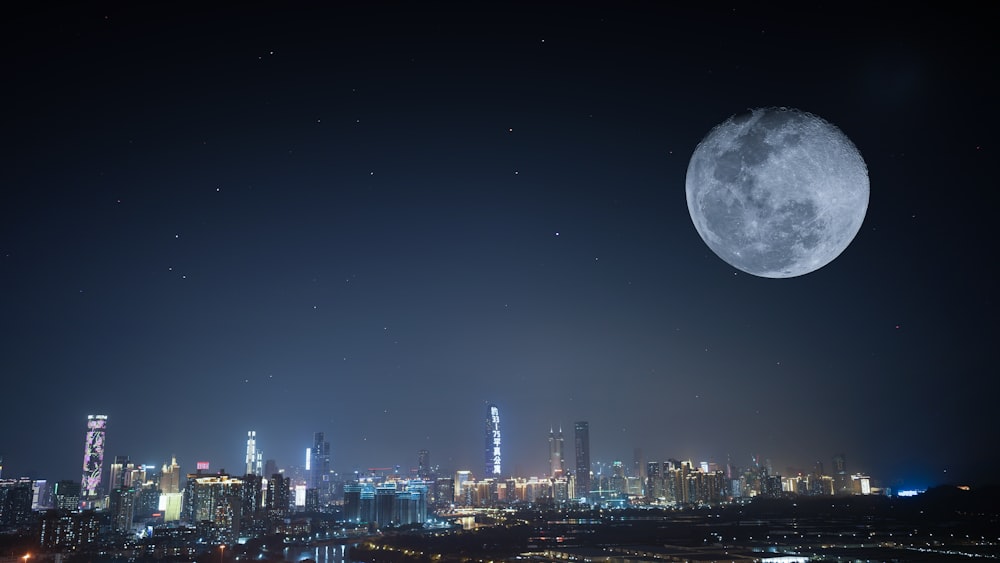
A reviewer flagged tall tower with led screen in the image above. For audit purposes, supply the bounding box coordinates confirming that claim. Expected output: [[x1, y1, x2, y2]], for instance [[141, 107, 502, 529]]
[[81, 414, 108, 505], [485, 404, 502, 477]]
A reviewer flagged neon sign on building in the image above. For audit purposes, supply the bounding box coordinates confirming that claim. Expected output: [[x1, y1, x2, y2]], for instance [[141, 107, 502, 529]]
[[486, 404, 501, 476]]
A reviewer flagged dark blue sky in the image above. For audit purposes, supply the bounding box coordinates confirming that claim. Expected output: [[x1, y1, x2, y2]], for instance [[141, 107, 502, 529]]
[[1, 4, 994, 489]]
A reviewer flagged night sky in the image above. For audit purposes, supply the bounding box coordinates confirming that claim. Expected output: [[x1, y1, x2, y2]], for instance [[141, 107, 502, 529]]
[[2, 5, 994, 490]]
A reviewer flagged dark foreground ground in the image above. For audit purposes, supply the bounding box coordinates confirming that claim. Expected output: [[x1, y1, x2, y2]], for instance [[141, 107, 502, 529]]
[[353, 486, 1000, 563]]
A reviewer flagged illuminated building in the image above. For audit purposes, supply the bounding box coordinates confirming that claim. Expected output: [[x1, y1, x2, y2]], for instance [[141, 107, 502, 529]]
[[311, 432, 331, 502], [548, 427, 565, 477], [32, 479, 52, 510], [454, 470, 472, 504], [851, 473, 872, 495], [433, 477, 453, 506], [39, 509, 99, 551], [185, 472, 244, 542], [266, 473, 290, 516], [80, 414, 108, 505], [485, 404, 501, 477], [574, 421, 590, 499], [343, 480, 426, 528], [107, 455, 130, 491], [160, 456, 181, 494], [245, 431, 257, 475], [0, 478, 33, 528], [108, 484, 136, 532], [53, 480, 81, 510], [833, 454, 850, 495]]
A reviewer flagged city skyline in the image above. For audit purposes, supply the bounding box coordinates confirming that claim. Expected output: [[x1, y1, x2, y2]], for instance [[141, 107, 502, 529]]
[[5, 412, 886, 491], [2, 5, 995, 491]]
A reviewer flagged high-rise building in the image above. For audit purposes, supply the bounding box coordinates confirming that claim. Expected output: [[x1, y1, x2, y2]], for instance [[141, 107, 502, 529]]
[[454, 470, 472, 504], [185, 472, 244, 542], [108, 485, 136, 533], [417, 449, 430, 478], [160, 456, 181, 494], [485, 404, 502, 477], [32, 479, 53, 510], [832, 454, 849, 495], [246, 431, 257, 476], [0, 478, 33, 528], [39, 509, 99, 551], [53, 480, 81, 510], [574, 421, 590, 499], [81, 414, 108, 504], [266, 473, 290, 516], [264, 459, 278, 479], [107, 455, 130, 492], [548, 427, 565, 477], [311, 432, 331, 490]]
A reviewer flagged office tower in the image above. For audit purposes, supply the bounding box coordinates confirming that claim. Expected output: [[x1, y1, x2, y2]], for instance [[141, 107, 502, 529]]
[[81, 414, 108, 504], [108, 485, 136, 532], [832, 454, 849, 495], [186, 472, 244, 542], [246, 431, 257, 475], [107, 455, 129, 491], [417, 449, 430, 478], [0, 478, 33, 528], [240, 474, 263, 517], [485, 404, 502, 477], [454, 470, 472, 504], [266, 473, 290, 516], [633, 448, 646, 482], [548, 427, 565, 477], [264, 459, 278, 479], [160, 456, 180, 494], [39, 509, 99, 551], [311, 432, 331, 489], [53, 480, 81, 510], [433, 477, 454, 506], [574, 421, 590, 498]]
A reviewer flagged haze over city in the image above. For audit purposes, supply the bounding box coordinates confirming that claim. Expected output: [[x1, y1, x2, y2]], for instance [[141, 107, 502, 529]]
[[2, 3, 994, 493]]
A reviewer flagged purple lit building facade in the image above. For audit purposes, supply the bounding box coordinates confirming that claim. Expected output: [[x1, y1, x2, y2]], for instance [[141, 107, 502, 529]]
[[80, 415, 108, 505]]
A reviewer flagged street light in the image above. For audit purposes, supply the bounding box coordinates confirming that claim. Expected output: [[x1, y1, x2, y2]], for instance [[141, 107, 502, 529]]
[[22, 554, 30, 563], [219, 544, 226, 563]]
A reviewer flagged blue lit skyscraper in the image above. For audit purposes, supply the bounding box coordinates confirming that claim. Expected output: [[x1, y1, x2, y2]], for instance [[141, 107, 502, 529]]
[[485, 404, 501, 477]]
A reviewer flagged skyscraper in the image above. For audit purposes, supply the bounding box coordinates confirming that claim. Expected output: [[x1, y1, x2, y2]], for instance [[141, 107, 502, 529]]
[[485, 404, 502, 477], [574, 421, 590, 499], [160, 456, 181, 494], [246, 431, 257, 475], [312, 432, 331, 502], [80, 414, 108, 505], [107, 455, 130, 492], [417, 449, 430, 478], [548, 427, 565, 477]]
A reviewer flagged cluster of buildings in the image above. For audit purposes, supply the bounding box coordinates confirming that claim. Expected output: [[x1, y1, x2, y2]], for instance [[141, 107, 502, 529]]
[[0, 406, 883, 558]]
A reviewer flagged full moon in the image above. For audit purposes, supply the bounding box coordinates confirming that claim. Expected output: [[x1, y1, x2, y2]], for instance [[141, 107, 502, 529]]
[[686, 107, 869, 278]]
